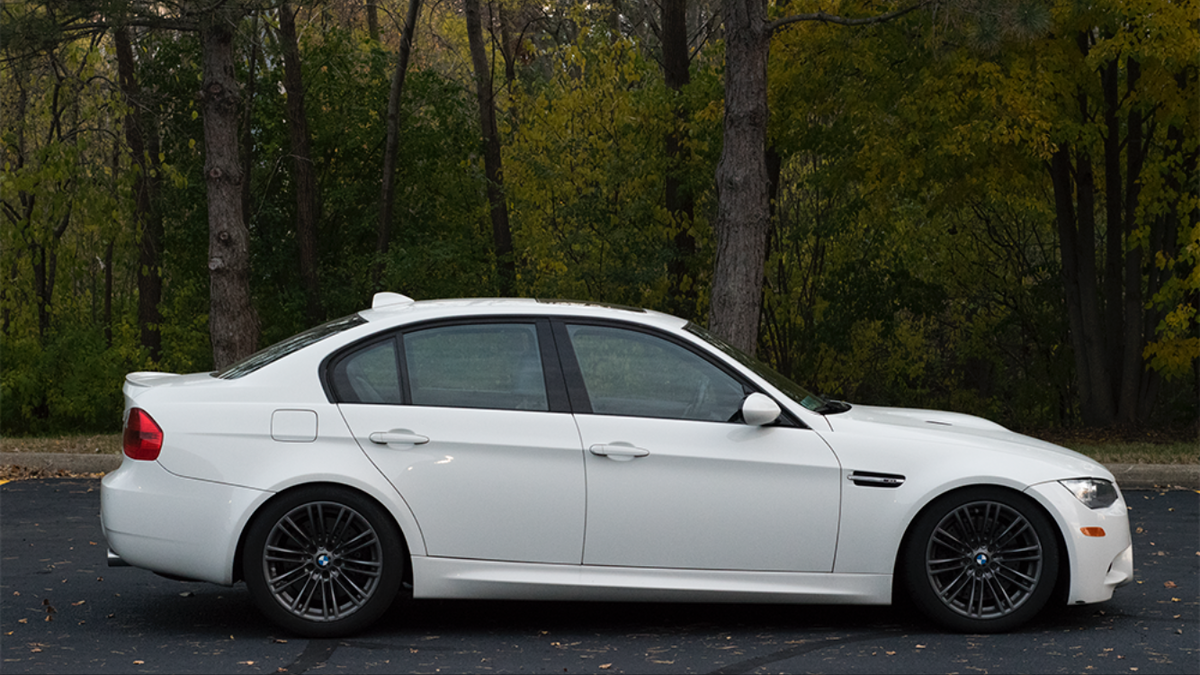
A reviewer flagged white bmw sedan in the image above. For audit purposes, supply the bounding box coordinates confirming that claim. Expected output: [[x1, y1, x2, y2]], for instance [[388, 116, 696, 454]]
[[102, 294, 1133, 637]]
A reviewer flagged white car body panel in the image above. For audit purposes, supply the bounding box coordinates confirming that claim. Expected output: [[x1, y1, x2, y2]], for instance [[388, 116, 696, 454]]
[[576, 414, 841, 572], [100, 296, 1133, 629]]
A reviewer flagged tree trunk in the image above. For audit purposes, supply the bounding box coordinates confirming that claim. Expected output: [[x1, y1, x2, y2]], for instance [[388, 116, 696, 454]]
[[366, 0, 380, 41], [279, 0, 324, 324], [1101, 57, 1123, 378], [241, 13, 259, 232], [374, 0, 422, 291], [662, 0, 698, 321], [1073, 148, 1115, 424], [200, 8, 259, 368], [1117, 58, 1145, 425], [115, 26, 165, 361], [708, 0, 770, 355], [465, 0, 515, 294]]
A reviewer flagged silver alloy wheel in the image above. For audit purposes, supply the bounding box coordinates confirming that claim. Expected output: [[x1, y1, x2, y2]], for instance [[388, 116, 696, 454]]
[[924, 500, 1044, 620], [262, 501, 384, 622]]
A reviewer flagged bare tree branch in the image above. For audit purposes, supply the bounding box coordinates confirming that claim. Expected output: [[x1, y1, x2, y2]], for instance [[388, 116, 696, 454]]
[[766, 1, 931, 35]]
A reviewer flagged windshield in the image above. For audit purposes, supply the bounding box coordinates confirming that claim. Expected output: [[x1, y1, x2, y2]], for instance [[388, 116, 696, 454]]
[[215, 314, 368, 379], [685, 323, 829, 412]]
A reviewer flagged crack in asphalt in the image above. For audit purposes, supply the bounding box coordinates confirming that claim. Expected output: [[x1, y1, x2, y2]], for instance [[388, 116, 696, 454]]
[[707, 630, 900, 675], [285, 638, 340, 674], [284, 637, 458, 673]]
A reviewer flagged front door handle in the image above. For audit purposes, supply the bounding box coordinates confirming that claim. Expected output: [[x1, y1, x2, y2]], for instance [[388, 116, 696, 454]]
[[589, 443, 650, 461], [369, 429, 430, 446]]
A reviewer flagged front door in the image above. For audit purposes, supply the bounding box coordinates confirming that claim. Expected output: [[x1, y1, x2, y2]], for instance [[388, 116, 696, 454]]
[[561, 322, 842, 572]]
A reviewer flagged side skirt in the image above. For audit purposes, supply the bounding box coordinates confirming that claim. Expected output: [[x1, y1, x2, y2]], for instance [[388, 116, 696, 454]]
[[411, 556, 892, 605]]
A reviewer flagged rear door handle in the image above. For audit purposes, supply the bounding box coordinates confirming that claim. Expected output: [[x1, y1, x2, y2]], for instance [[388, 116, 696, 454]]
[[369, 429, 430, 446], [589, 443, 650, 461]]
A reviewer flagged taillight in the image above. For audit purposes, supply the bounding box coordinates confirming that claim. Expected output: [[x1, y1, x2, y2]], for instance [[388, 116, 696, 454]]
[[123, 408, 163, 461]]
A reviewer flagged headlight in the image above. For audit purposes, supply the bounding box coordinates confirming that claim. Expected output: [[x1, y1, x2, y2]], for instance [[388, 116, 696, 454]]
[[1059, 478, 1119, 509]]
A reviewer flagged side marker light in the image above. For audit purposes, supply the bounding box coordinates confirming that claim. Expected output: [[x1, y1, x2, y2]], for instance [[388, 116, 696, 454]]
[[1080, 527, 1106, 537]]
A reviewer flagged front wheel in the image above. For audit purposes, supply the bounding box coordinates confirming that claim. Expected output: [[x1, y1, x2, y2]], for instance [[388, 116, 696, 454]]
[[243, 486, 404, 637], [902, 487, 1059, 633]]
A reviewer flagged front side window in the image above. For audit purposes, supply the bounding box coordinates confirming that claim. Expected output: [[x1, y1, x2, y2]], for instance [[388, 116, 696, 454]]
[[685, 323, 828, 412], [566, 324, 745, 422], [404, 323, 549, 411]]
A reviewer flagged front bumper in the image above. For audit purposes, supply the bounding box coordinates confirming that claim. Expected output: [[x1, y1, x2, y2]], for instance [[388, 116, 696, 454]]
[[1025, 480, 1134, 605]]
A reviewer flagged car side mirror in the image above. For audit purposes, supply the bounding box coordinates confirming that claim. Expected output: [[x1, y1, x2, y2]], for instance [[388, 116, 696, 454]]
[[742, 393, 781, 426]]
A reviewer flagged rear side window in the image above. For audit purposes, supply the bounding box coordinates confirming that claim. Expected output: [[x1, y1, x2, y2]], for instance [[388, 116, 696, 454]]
[[405, 323, 549, 411], [328, 339, 402, 404]]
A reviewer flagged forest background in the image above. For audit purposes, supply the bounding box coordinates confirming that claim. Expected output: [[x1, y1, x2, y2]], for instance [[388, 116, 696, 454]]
[[1, 0, 1197, 438]]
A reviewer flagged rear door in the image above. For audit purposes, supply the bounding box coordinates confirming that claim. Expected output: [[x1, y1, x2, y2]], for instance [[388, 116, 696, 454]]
[[332, 319, 586, 564]]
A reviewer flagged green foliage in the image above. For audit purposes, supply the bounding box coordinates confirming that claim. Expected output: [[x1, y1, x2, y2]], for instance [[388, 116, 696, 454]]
[[1, 325, 133, 433], [505, 28, 722, 310], [760, 0, 1197, 428]]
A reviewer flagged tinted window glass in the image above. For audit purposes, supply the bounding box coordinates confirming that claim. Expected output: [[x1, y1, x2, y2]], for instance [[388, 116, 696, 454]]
[[684, 323, 827, 411], [566, 324, 745, 422], [330, 339, 402, 404], [405, 324, 548, 411]]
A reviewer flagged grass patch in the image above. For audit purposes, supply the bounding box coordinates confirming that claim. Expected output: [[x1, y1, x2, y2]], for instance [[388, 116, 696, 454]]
[[1029, 426, 1197, 465], [0, 433, 122, 455], [1060, 441, 1197, 465]]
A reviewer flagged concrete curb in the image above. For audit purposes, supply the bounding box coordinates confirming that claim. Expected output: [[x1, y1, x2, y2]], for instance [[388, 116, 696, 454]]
[[2, 452, 122, 475], [1105, 463, 1199, 491], [2, 453, 1196, 490]]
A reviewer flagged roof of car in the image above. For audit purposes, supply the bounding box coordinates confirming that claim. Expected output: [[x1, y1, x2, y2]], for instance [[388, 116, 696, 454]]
[[357, 296, 686, 330]]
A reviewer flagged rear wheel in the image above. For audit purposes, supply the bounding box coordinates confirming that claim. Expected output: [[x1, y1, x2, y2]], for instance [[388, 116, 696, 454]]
[[903, 487, 1059, 632], [243, 486, 403, 637]]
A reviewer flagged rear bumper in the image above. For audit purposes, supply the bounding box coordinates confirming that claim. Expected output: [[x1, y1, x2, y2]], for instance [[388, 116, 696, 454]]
[[101, 456, 270, 585]]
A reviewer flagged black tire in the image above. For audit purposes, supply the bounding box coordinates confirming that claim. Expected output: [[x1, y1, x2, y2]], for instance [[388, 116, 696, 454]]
[[243, 486, 404, 637], [902, 487, 1059, 633]]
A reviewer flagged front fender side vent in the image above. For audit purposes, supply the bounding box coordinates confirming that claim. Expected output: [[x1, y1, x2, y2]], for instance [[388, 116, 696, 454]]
[[849, 471, 906, 488]]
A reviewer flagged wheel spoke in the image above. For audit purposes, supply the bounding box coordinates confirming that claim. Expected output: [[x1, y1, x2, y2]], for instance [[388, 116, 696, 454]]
[[993, 562, 1038, 592], [951, 509, 978, 543], [339, 557, 383, 576], [928, 556, 969, 572], [931, 527, 973, 556], [985, 574, 1015, 613], [279, 515, 316, 551], [332, 571, 370, 606], [326, 507, 353, 547], [337, 529, 381, 558], [268, 563, 310, 591], [994, 518, 1032, 550]]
